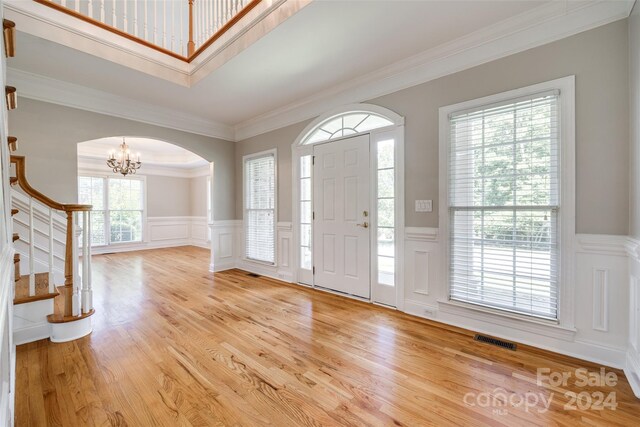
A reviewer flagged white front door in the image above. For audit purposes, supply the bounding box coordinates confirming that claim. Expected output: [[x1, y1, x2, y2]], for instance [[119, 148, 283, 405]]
[[313, 134, 370, 298]]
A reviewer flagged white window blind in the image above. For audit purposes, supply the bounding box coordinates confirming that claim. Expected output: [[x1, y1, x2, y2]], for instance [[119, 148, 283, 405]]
[[245, 153, 276, 264], [448, 92, 559, 320]]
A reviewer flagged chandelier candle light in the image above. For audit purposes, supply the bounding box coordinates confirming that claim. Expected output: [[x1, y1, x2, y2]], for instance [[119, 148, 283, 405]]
[[107, 137, 142, 176]]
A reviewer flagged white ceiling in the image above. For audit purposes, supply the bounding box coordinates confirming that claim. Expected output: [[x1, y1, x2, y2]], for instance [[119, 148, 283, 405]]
[[10, 0, 553, 128], [78, 137, 209, 169]]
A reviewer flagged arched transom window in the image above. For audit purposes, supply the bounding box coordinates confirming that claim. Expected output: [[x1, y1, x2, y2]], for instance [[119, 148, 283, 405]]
[[302, 113, 394, 145]]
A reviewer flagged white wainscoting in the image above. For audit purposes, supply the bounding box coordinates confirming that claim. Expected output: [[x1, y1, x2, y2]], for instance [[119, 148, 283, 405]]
[[212, 221, 295, 282], [402, 229, 633, 379], [91, 216, 210, 255], [210, 220, 241, 272], [625, 237, 640, 398]]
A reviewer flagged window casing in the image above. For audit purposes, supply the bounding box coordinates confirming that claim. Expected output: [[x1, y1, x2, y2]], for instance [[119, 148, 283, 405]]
[[244, 151, 276, 264], [78, 175, 144, 246], [447, 91, 560, 320]]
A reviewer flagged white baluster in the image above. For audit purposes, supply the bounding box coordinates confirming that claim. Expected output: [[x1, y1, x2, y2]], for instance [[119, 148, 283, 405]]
[[112, 0, 117, 28], [153, 0, 157, 45], [134, 0, 138, 37], [61, 0, 66, 9], [81, 212, 92, 314], [163, 0, 166, 48], [100, 0, 105, 23], [144, 0, 148, 40], [123, 0, 128, 33], [170, 0, 174, 52], [74, 0, 79, 12], [71, 212, 80, 316], [206, 0, 209, 39], [48, 208, 54, 294], [87, 0, 93, 19], [205, 0, 209, 41], [178, 1, 182, 55], [28, 198, 35, 297]]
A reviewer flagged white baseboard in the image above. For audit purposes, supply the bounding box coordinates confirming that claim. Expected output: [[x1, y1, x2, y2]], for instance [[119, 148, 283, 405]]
[[625, 352, 640, 398], [13, 323, 49, 346]]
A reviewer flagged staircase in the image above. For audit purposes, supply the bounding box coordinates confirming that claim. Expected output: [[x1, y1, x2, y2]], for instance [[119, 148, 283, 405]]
[[10, 154, 95, 343]]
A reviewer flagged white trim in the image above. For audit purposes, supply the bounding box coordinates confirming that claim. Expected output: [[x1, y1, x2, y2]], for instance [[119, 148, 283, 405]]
[[438, 76, 576, 328], [8, 68, 235, 141], [405, 227, 438, 242], [436, 299, 577, 341], [293, 104, 404, 146], [235, 0, 634, 141], [13, 323, 50, 346], [49, 316, 93, 343], [291, 105, 405, 308], [234, 1, 632, 140], [5, 2, 631, 143], [626, 351, 640, 398]]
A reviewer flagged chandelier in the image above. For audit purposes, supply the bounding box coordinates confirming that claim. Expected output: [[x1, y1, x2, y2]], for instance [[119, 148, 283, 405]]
[[107, 137, 142, 176]]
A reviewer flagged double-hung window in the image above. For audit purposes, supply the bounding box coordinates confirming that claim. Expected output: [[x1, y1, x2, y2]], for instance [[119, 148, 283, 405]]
[[447, 90, 560, 320], [78, 175, 144, 246], [244, 151, 276, 264]]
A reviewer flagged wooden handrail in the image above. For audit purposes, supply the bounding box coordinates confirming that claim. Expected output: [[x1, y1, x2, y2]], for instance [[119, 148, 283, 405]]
[[33, 0, 262, 63], [10, 156, 91, 212]]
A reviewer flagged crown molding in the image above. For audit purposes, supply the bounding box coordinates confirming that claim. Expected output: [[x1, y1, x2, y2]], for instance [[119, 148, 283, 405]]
[[234, 0, 634, 141], [8, 68, 236, 141]]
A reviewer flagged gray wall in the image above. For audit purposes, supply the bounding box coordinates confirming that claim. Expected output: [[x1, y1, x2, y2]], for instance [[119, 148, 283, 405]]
[[9, 99, 236, 220], [235, 20, 630, 235], [190, 175, 209, 218], [631, 5, 640, 239], [146, 175, 191, 217]]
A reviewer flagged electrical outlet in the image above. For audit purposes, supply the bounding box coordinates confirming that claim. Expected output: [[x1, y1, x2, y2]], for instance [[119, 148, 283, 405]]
[[415, 200, 432, 212]]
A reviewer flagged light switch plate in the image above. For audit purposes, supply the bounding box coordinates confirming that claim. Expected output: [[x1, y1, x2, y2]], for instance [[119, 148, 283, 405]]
[[415, 200, 432, 212]]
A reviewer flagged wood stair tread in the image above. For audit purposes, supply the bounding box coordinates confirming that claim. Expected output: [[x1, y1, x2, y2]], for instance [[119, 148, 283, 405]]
[[9, 176, 17, 185], [14, 290, 60, 305], [11, 208, 18, 216], [12, 233, 18, 242], [7, 136, 16, 152], [47, 309, 95, 324], [14, 273, 52, 299]]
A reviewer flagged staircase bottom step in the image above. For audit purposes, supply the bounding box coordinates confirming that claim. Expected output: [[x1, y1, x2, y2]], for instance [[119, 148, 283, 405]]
[[48, 312, 94, 343], [47, 308, 95, 324]]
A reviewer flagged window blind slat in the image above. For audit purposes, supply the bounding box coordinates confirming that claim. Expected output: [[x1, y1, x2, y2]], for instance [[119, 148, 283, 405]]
[[448, 94, 559, 320]]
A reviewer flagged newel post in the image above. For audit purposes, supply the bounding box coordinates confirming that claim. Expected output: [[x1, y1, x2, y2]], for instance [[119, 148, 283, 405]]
[[63, 210, 74, 317], [188, 0, 195, 56]]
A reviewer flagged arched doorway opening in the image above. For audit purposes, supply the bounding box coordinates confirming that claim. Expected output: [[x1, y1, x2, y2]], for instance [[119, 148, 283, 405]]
[[77, 137, 214, 256], [292, 104, 405, 308]]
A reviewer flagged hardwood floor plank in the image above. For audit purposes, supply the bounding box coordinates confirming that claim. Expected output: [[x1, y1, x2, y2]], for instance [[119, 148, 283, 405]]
[[15, 246, 640, 426]]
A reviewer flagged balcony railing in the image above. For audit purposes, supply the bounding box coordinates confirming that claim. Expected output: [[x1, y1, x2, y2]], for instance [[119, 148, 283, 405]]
[[34, 0, 261, 60]]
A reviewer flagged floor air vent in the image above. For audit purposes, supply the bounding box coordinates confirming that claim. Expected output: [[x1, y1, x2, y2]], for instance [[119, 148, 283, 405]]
[[474, 334, 517, 351], [247, 273, 261, 278]]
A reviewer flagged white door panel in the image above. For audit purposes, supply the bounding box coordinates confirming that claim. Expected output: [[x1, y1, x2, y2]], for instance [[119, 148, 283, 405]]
[[313, 134, 370, 298]]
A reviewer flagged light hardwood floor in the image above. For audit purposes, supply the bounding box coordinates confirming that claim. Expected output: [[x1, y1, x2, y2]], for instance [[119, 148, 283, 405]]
[[15, 246, 640, 426]]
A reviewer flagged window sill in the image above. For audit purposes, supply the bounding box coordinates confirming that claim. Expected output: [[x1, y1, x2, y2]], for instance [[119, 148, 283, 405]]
[[437, 299, 577, 341]]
